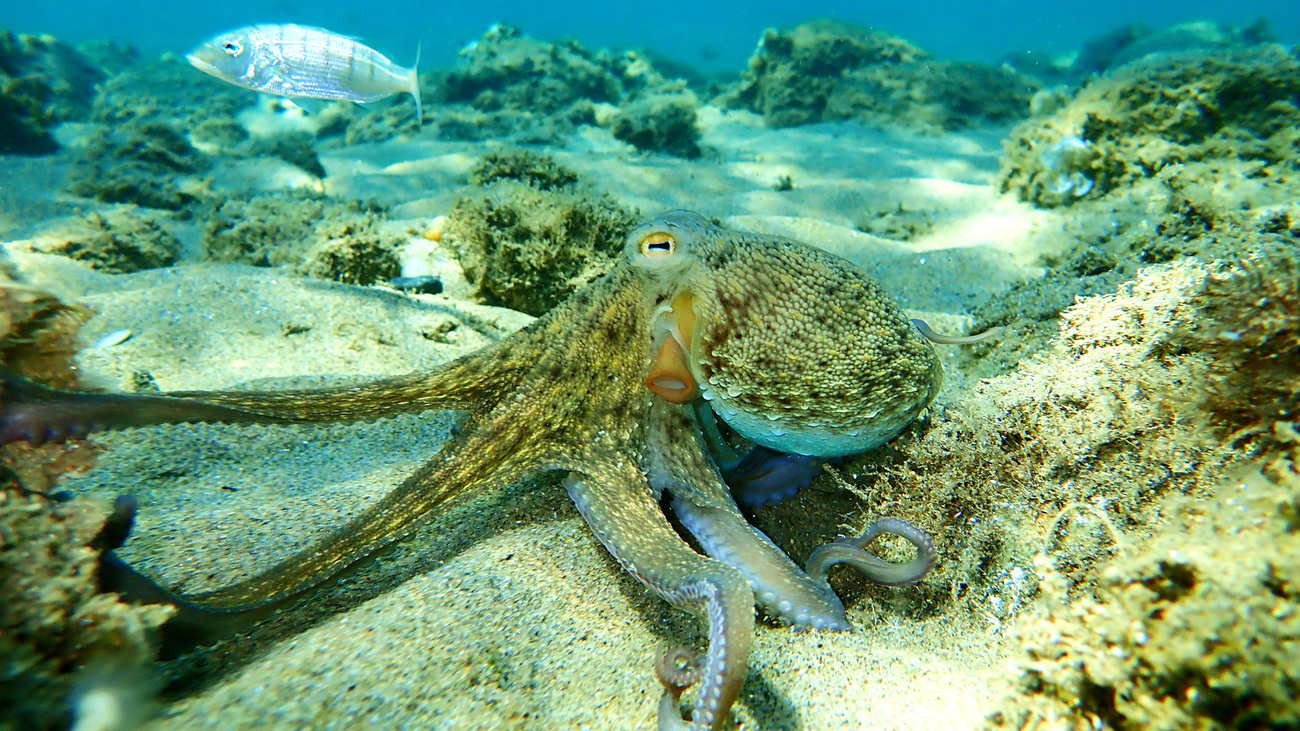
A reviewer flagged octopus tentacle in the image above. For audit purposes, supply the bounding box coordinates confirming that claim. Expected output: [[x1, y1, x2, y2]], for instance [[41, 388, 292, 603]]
[[655, 645, 705, 691], [0, 332, 542, 443], [722, 446, 826, 511], [649, 402, 850, 630], [673, 496, 851, 631], [182, 405, 545, 611], [910, 318, 999, 345], [806, 516, 937, 588], [563, 467, 753, 731]]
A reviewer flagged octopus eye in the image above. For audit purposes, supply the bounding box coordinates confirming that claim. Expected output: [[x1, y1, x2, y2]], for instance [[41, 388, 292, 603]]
[[223, 40, 243, 56], [639, 232, 677, 259]]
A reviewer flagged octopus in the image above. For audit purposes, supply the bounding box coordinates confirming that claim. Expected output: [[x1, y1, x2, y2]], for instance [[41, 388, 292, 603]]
[[1, 210, 972, 730]]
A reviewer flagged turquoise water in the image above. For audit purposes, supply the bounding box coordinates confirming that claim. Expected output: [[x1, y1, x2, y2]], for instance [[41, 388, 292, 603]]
[[4, 0, 1297, 73]]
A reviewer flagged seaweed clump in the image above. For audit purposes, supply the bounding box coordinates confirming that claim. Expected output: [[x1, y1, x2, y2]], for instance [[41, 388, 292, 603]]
[[46, 208, 180, 273], [0, 31, 104, 154], [999, 45, 1300, 207], [67, 120, 210, 210], [608, 88, 702, 158], [718, 20, 1041, 132], [202, 191, 401, 285], [447, 149, 638, 314]]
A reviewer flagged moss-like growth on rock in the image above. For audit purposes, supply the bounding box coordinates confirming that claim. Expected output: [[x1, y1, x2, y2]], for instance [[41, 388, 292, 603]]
[[355, 25, 699, 153], [68, 120, 210, 210], [446, 165, 638, 314], [444, 25, 622, 116], [718, 20, 1040, 132], [47, 209, 180, 273], [987, 450, 1300, 730], [469, 149, 581, 191], [609, 88, 702, 158], [0, 489, 174, 730], [1183, 254, 1300, 449], [999, 45, 1300, 207], [202, 191, 400, 285], [298, 218, 402, 286]]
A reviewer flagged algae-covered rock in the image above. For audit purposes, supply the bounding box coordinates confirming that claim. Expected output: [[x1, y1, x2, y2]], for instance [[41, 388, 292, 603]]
[[47, 208, 180, 273], [446, 158, 638, 314], [0, 31, 104, 155], [240, 131, 327, 179], [469, 148, 581, 191], [999, 45, 1300, 208], [298, 218, 402, 286], [0, 490, 174, 731], [718, 20, 1040, 132], [608, 87, 702, 158], [987, 450, 1300, 730], [202, 191, 400, 285], [67, 120, 210, 210], [444, 25, 622, 115], [1185, 254, 1300, 448], [355, 24, 701, 154]]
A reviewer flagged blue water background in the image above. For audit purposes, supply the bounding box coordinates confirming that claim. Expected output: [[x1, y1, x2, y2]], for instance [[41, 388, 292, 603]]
[[5, 0, 1297, 74]]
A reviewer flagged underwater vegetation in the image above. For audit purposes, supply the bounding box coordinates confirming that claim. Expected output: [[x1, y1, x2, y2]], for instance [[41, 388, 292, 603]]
[[987, 448, 1300, 730], [717, 19, 1041, 132], [335, 24, 704, 156], [1000, 45, 1300, 208], [45, 209, 180, 274], [201, 191, 401, 286], [445, 149, 639, 314]]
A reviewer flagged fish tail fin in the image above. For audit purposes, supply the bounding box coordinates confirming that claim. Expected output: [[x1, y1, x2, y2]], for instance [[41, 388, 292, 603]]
[[410, 41, 422, 125]]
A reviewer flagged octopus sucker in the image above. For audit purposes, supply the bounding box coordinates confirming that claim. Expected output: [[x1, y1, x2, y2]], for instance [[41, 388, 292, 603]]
[[2, 209, 953, 730]]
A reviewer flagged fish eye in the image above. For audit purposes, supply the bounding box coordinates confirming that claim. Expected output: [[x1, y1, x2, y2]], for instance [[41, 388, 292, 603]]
[[639, 232, 676, 259], [222, 40, 243, 56]]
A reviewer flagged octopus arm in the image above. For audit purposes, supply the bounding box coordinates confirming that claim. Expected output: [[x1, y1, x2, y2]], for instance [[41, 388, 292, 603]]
[[96, 394, 549, 657], [650, 402, 850, 630], [0, 342, 522, 444], [562, 464, 753, 731]]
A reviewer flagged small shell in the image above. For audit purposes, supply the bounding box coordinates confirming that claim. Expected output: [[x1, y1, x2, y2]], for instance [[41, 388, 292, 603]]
[[422, 215, 447, 242], [94, 329, 132, 349]]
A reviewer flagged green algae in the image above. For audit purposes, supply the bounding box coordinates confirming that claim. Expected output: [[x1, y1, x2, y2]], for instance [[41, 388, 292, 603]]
[[447, 153, 638, 314], [469, 149, 581, 191], [987, 451, 1300, 730], [0, 491, 173, 731], [0, 31, 103, 155], [608, 87, 702, 158]]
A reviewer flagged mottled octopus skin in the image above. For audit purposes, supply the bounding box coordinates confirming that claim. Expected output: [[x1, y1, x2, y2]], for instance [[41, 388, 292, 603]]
[[0, 210, 943, 731]]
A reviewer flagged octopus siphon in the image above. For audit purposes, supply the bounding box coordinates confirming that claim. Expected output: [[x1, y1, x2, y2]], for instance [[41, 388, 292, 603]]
[[2, 210, 976, 730]]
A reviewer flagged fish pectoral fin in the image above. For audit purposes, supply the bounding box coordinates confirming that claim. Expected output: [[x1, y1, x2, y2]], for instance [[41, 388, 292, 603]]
[[283, 96, 327, 115]]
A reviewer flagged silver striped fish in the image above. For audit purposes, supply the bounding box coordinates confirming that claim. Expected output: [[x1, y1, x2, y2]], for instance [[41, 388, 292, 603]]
[[187, 24, 421, 122]]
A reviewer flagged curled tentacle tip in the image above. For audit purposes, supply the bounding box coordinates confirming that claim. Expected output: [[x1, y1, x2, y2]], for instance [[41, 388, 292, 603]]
[[654, 644, 704, 692]]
